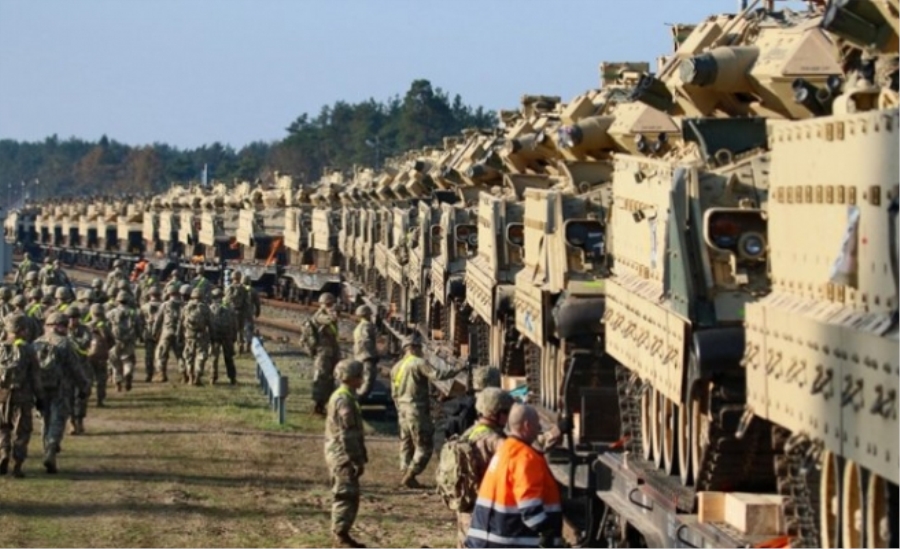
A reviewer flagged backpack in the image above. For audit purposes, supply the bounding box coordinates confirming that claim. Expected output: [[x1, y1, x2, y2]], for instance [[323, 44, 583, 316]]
[[435, 434, 482, 513], [111, 308, 137, 342], [210, 304, 233, 339], [184, 302, 206, 332], [300, 318, 319, 356], [0, 340, 26, 390], [31, 339, 60, 389]]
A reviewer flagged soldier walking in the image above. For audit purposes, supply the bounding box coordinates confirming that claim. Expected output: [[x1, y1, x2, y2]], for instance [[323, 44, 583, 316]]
[[33, 312, 90, 474], [65, 306, 93, 435], [352, 305, 378, 399], [209, 288, 238, 385], [107, 291, 141, 392], [0, 315, 44, 478], [180, 287, 211, 385], [325, 359, 368, 548], [311, 293, 340, 416], [85, 304, 115, 407], [224, 271, 250, 354], [153, 285, 182, 383], [391, 333, 464, 488], [140, 287, 163, 382]]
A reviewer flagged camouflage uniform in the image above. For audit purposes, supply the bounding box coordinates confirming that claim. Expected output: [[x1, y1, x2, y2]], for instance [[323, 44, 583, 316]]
[[106, 292, 141, 392], [153, 288, 182, 383], [312, 296, 341, 414], [209, 289, 238, 384], [14, 254, 38, 287], [103, 261, 127, 295], [391, 335, 464, 487], [33, 312, 90, 473], [0, 315, 44, 478], [179, 288, 211, 385], [86, 304, 115, 407], [325, 360, 368, 548], [91, 278, 108, 304], [224, 273, 250, 354], [65, 306, 94, 435], [191, 266, 211, 301], [352, 306, 378, 399], [243, 282, 261, 351], [140, 290, 163, 382]]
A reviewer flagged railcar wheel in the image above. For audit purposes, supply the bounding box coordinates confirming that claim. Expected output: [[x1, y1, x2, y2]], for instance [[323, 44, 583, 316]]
[[690, 383, 711, 483], [661, 398, 678, 476], [866, 473, 894, 548], [819, 450, 841, 548], [640, 384, 654, 462], [677, 402, 692, 485], [841, 460, 864, 548], [652, 389, 663, 469]]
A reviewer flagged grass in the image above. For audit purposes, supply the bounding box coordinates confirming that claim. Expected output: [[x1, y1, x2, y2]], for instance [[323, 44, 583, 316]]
[[0, 345, 456, 548]]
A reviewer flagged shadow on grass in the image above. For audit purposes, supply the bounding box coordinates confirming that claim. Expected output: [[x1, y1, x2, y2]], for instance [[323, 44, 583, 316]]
[[0, 500, 325, 520], [64, 468, 317, 490]]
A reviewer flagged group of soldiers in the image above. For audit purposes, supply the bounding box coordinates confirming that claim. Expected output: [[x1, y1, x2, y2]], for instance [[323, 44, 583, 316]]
[[0, 254, 260, 478], [310, 289, 524, 548]]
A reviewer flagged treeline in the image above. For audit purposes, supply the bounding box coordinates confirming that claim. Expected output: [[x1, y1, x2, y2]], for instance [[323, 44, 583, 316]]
[[0, 79, 495, 201]]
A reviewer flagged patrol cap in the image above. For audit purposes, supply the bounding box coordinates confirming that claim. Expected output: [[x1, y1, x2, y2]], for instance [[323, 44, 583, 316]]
[[45, 311, 68, 326], [4, 314, 28, 334], [335, 359, 364, 382]]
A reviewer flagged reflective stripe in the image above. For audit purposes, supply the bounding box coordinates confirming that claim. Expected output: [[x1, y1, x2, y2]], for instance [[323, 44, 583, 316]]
[[467, 424, 491, 440], [522, 511, 547, 530], [392, 354, 417, 390], [475, 497, 517, 514], [328, 385, 360, 413], [27, 304, 41, 317], [13, 338, 25, 347], [465, 528, 539, 547], [517, 498, 543, 510]]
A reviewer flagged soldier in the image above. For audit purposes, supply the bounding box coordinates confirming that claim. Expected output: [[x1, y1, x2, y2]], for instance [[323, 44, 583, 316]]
[[65, 306, 93, 435], [443, 366, 501, 440], [176, 283, 192, 379], [135, 265, 159, 305], [33, 312, 90, 474], [75, 289, 94, 317], [0, 314, 44, 478], [9, 295, 41, 343], [311, 293, 341, 416], [352, 305, 378, 399], [106, 291, 141, 392], [153, 285, 182, 383], [209, 288, 237, 385], [22, 270, 40, 293], [243, 278, 261, 352], [54, 286, 75, 313], [391, 332, 465, 488], [454, 387, 514, 546], [0, 287, 13, 318], [325, 359, 368, 549], [180, 287, 211, 385], [190, 265, 211, 301], [91, 277, 108, 304], [14, 251, 38, 287], [140, 286, 163, 382], [224, 271, 250, 354], [104, 259, 127, 295], [85, 304, 115, 407]]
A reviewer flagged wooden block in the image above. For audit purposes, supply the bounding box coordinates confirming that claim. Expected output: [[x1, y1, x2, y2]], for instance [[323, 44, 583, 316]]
[[698, 491, 726, 523], [724, 492, 786, 536], [431, 329, 443, 341]]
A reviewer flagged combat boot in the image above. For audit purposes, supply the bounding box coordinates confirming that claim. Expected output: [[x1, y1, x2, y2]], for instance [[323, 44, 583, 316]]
[[116, 381, 123, 392], [159, 373, 168, 383], [11, 461, 24, 478], [124, 377, 133, 391], [0, 455, 8, 475], [43, 449, 58, 474], [333, 533, 366, 548], [76, 418, 85, 435], [312, 403, 326, 416], [97, 397, 106, 408], [69, 420, 78, 435], [181, 371, 189, 384], [401, 471, 423, 489]]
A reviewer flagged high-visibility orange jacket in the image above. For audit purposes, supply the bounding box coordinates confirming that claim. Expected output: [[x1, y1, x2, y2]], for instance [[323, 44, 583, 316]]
[[464, 436, 563, 548]]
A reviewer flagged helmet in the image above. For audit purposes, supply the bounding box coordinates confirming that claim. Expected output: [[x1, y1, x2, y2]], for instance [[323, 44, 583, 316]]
[[67, 305, 81, 319], [27, 288, 42, 301], [10, 295, 26, 308], [401, 332, 423, 349], [355, 305, 372, 317], [41, 293, 55, 305], [45, 311, 67, 326], [472, 366, 501, 391], [211, 288, 223, 298], [190, 287, 203, 299], [77, 289, 92, 302], [319, 293, 336, 305], [150, 286, 162, 297], [92, 278, 103, 289], [166, 284, 180, 296], [116, 280, 129, 291], [179, 284, 191, 296], [4, 314, 27, 334], [90, 303, 105, 317], [53, 259, 61, 267], [55, 286, 70, 300], [232, 270, 243, 281], [25, 271, 38, 283], [0, 287, 12, 301], [116, 290, 130, 303], [113, 259, 124, 268], [475, 388, 515, 418], [335, 359, 364, 382]]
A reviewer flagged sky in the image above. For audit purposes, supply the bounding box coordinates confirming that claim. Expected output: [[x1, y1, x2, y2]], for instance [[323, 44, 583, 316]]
[[0, 0, 809, 150]]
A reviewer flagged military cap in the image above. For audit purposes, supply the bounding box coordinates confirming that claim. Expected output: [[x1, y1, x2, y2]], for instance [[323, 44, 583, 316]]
[[55, 286, 71, 300], [45, 311, 67, 326], [335, 359, 364, 382], [475, 387, 514, 418]]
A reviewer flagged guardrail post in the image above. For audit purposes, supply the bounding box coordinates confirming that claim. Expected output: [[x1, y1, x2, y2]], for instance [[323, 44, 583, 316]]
[[251, 336, 290, 425]]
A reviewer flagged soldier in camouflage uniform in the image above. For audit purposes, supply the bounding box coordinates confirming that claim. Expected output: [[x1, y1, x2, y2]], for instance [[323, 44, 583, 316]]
[[209, 288, 237, 385], [0, 287, 13, 318], [22, 270, 40, 293], [23, 292, 45, 342], [140, 286, 163, 382], [65, 306, 93, 435], [107, 291, 141, 392], [454, 387, 514, 547], [176, 283, 192, 377], [190, 265, 211, 301], [311, 293, 341, 416], [14, 252, 39, 287], [225, 271, 250, 354], [33, 312, 89, 474], [443, 366, 501, 440], [91, 278, 108, 304], [104, 259, 127, 295], [391, 332, 464, 488], [75, 289, 93, 318], [55, 286, 75, 314], [153, 285, 182, 383], [0, 314, 44, 478], [10, 295, 41, 343], [179, 287, 211, 386], [243, 278, 261, 352], [85, 303, 115, 406], [325, 359, 368, 549], [352, 305, 378, 399]]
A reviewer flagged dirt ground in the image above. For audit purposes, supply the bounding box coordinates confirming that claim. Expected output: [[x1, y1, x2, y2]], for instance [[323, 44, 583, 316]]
[[0, 343, 458, 548]]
